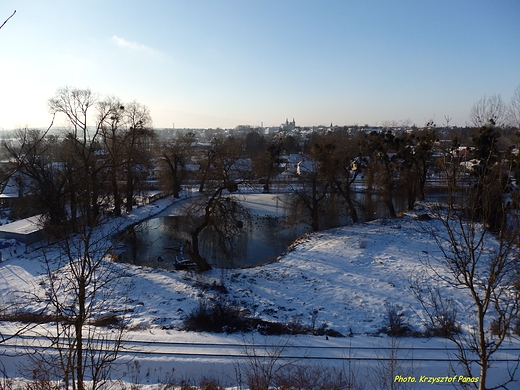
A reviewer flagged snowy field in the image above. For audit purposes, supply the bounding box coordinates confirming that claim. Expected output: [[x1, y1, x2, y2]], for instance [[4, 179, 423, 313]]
[[1, 193, 519, 388]]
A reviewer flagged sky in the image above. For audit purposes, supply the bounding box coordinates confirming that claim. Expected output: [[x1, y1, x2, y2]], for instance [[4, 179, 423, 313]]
[[0, 0, 519, 130]]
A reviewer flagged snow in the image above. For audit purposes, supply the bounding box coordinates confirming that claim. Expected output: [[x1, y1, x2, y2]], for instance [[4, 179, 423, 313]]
[[237, 194, 289, 217], [0, 215, 43, 235], [0, 194, 519, 388]]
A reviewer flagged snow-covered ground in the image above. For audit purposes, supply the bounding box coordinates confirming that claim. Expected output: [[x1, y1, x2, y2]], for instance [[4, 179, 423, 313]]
[[1, 193, 519, 388]]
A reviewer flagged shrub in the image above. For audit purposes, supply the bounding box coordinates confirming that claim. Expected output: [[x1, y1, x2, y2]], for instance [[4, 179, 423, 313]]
[[381, 302, 412, 336], [238, 360, 358, 390], [23, 365, 61, 390], [183, 298, 344, 336], [424, 305, 461, 337], [178, 379, 196, 390], [410, 279, 461, 338], [274, 364, 354, 390], [199, 377, 224, 390], [90, 314, 122, 327], [183, 298, 250, 333], [0, 311, 58, 324], [0, 363, 13, 390]]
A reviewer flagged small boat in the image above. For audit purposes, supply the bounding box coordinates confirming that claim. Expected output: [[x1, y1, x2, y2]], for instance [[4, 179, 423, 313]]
[[173, 257, 198, 271]]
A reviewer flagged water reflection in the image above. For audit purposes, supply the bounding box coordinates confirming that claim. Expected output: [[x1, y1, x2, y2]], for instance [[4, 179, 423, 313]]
[[118, 214, 309, 269], [117, 192, 413, 270]]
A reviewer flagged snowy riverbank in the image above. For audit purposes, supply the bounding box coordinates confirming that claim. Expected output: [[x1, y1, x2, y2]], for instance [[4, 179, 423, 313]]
[[1, 194, 519, 388]]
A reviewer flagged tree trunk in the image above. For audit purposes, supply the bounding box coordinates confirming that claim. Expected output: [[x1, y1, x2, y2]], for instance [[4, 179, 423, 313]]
[[335, 179, 359, 223], [407, 181, 416, 210], [76, 277, 86, 390], [311, 183, 320, 231], [311, 207, 319, 231], [418, 160, 428, 201], [187, 230, 212, 272], [170, 160, 181, 198], [387, 196, 396, 218], [198, 170, 207, 193], [263, 161, 274, 192], [126, 166, 133, 212], [91, 169, 100, 221], [112, 172, 121, 217], [162, 156, 180, 198], [477, 304, 487, 390]]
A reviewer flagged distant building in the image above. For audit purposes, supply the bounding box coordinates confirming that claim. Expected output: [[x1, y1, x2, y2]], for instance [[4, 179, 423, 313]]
[[277, 153, 306, 176], [281, 118, 296, 132], [296, 157, 316, 176]]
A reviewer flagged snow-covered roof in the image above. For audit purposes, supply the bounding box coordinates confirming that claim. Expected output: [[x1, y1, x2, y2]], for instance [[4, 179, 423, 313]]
[[297, 158, 316, 174], [0, 214, 43, 235]]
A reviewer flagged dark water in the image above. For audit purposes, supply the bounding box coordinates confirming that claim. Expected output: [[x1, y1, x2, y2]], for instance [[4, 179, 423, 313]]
[[117, 192, 412, 270], [118, 214, 310, 270]]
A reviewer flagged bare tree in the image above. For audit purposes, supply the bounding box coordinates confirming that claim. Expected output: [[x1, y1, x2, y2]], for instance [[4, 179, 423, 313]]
[[160, 132, 196, 198], [98, 97, 126, 216], [396, 127, 436, 210], [1, 89, 145, 385], [48, 87, 110, 225], [369, 337, 416, 390], [196, 140, 219, 193], [35, 215, 128, 390], [183, 136, 250, 271], [415, 178, 520, 389], [287, 155, 329, 232], [2, 122, 71, 227], [49, 88, 154, 219], [508, 85, 520, 130], [243, 129, 266, 159], [3, 129, 128, 388], [120, 101, 154, 212], [359, 130, 401, 218], [252, 135, 284, 193], [311, 131, 361, 223], [98, 98, 154, 215], [469, 94, 507, 129]]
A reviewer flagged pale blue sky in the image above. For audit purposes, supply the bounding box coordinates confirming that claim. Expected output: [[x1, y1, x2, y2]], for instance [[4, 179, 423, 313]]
[[1, 1, 519, 129]]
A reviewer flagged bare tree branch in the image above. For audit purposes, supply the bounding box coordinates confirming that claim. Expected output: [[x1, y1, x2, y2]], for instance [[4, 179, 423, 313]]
[[0, 10, 16, 30]]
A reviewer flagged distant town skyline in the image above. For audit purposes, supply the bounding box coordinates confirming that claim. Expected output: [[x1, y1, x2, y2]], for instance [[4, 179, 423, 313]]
[[1, 1, 519, 130]]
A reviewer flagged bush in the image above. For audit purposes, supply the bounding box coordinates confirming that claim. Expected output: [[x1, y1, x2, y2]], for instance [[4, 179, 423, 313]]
[[183, 298, 344, 337], [0, 311, 58, 324], [178, 379, 197, 390], [380, 302, 412, 337], [90, 314, 122, 327], [239, 362, 357, 390], [183, 298, 250, 333], [410, 280, 461, 338], [424, 306, 460, 337], [199, 377, 224, 390], [274, 365, 353, 390]]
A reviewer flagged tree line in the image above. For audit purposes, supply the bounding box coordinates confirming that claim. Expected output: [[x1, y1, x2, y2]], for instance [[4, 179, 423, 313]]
[[3, 87, 520, 248], [2, 86, 520, 389], [2, 87, 154, 230]]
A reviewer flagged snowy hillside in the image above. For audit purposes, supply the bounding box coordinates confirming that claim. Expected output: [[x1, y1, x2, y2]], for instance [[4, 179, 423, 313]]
[[0, 195, 518, 388]]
